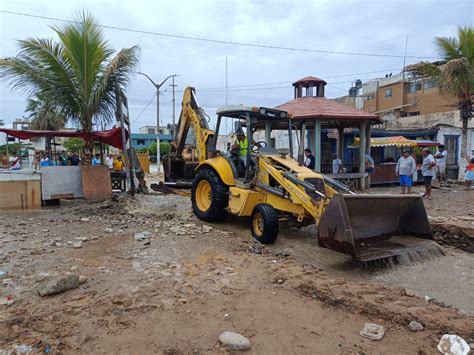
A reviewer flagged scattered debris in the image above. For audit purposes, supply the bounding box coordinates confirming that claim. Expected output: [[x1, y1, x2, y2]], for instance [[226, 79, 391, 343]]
[[72, 241, 83, 249], [13, 344, 33, 353], [80, 217, 91, 222], [134, 231, 151, 241], [359, 323, 385, 341], [105, 228, 113, 233], [408, 321, 424, 332], [437, 334, 470, 355], [218, 331, 251, 351], [37, 274, 80, 297], [1, 295, 14, 306]]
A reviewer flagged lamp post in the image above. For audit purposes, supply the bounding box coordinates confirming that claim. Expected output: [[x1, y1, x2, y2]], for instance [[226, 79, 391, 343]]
[[138, 72, 178, 174]]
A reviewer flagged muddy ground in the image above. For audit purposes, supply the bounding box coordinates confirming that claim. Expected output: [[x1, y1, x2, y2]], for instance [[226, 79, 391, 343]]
[[1, 183, 473, 354]]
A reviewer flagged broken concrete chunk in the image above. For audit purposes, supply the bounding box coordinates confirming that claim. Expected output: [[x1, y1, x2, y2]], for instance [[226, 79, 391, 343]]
[[105, 228, 113, 233], [218, 331, 251, 351], [437, 334, 470, 355], [37, 274, 80, 297], [359, 323, 385, 340], [80, 217, 90, 222], [72, 241, 83, 249]]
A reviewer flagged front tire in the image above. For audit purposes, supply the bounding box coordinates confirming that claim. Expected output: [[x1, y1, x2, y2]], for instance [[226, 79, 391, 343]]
[[251, 204, 279, 244], [191, 168, 229, 222]]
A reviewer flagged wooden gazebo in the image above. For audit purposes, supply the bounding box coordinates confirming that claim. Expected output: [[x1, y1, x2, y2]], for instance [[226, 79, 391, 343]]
[[276, 76, 381, 189]]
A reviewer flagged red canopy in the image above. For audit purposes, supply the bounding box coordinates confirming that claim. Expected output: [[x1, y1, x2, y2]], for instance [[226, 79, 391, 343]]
[[0, 127, 127, 149]]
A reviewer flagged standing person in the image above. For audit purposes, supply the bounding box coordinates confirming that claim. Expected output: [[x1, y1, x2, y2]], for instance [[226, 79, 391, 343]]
[[92, 153, 101, 166], [421, 148, 437, 198], [434, 144, 448, 185], [332, 153, 342, 174], [40, 153, 50, 167], [106, 154, 114, 170], [304, 148, 316, 170], [58, 150, 68, 166], [68, 152, 80, 166], [365, 153, 375, 173], [395, 149, 416, 194], [464, 158, 474, 190], [9, 155, 21, 170], [113, 155, 124, 171]]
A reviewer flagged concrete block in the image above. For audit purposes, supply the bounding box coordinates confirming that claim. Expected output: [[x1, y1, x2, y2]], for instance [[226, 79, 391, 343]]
[[41, 166, 83, 200]]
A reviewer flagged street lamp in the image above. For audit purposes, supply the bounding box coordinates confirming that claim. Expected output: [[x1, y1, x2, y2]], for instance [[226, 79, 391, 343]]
[[138, 72, 178, 174]]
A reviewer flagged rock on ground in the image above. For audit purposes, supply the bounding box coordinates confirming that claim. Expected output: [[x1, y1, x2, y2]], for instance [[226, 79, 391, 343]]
[[360, 323, 385, 341], [37, 274, 80, 297], [218, 331, 251, 351], [408, 321, 424, 332], [437, 334, 470, 355]]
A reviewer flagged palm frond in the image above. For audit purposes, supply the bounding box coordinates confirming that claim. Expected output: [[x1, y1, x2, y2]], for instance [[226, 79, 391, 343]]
[[435, 36, 460, 61]]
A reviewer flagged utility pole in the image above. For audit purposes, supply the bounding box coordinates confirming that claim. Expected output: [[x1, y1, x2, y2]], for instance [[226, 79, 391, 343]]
[[170, 76, 177, 134], [225, 57, 229, 149], [138, 72, 178, 174]]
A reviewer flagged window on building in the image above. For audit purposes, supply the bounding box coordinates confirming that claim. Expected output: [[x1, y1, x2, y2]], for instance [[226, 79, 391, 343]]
[[137, 139, 146, 146], [147, 128, 155, 135], [406, 81, 422, 93], [424, 79, 437, 90], [444, 136, 458, 165], [408, 111, 420, 117], [384, 88, 392, 98]]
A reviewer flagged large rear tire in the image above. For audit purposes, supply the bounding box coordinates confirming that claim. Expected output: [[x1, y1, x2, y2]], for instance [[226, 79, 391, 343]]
[[251, 204, 279, 244], [191, 168, 229, 222]]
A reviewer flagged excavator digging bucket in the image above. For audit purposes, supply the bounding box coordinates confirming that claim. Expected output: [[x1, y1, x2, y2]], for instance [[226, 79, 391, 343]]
[[318, 194, 434, 261]]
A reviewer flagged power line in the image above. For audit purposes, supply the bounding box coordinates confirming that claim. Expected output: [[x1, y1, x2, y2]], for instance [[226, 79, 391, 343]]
[[162, 68, 402, 93], [0, 10, 438, 60], [131, 92, 157, 124]]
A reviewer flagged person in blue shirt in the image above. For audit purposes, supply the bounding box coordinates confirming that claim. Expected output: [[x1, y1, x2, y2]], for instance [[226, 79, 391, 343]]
[[92, 154, 101, 166]]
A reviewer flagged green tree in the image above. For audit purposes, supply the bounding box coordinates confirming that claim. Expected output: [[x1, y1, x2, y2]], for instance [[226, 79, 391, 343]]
[[148, 142, 171, 158], [0, 119, 4, 127], [26, 94, 67, 130], [63, 137, 84, 152], [407, 27, 474, 162], [0, 12, 140, 164]]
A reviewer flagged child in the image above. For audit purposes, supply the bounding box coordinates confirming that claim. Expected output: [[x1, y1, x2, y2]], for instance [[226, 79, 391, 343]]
[[465, 158, 474, 190]]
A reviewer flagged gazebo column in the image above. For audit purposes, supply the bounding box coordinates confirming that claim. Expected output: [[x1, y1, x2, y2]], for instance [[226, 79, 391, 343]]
[[265, 121, 272, 147], [313, 120, 321, 172], [298, 120, 306, 164], [358, 121, 366, 191], [337, 126, 344, 161], [365, 123, 372, 189]]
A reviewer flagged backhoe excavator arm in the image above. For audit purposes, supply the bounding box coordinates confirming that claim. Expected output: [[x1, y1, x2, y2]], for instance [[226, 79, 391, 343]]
[[172, 87, 215, 162]]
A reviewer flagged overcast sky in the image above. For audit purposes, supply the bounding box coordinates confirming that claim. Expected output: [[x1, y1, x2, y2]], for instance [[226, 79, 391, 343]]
[[0, 0, 472, 132]]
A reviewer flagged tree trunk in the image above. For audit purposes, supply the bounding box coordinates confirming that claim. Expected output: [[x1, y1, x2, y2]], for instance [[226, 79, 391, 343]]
[[82, 133, 93, 165]]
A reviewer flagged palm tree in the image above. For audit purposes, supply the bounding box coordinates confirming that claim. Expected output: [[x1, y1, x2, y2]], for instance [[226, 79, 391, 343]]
[[0, 12, 140, 164], [406, 27, 473, 164], [26, 94, 67, 130]]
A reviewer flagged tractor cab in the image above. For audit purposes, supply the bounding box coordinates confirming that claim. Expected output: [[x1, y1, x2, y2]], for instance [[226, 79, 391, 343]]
[[212, 105, 292, 183]]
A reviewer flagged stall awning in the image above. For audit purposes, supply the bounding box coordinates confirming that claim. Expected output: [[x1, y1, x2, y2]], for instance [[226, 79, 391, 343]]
[[350, 136, 416, 148], [0, 127, 127, 149], [349, 136, 440, 148]]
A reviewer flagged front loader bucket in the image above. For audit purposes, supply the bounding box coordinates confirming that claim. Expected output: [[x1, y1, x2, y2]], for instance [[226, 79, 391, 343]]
[[318, 194, 434, 261]]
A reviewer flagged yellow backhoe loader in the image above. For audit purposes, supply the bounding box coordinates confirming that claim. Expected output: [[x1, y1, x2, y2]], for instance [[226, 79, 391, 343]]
[[160, 87, 434, 261]]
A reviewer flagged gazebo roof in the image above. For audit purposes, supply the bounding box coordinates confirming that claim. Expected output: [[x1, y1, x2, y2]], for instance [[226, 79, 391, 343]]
[[276, 97, 381, 124], [292, 76, 327, 86]]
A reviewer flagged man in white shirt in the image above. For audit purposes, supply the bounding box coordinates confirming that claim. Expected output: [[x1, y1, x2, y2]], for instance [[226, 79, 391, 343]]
[[434, 144, 448, 185], [332, 153, 343, 174], [422, 148, 436, 198], [106, 154, 114, 170]]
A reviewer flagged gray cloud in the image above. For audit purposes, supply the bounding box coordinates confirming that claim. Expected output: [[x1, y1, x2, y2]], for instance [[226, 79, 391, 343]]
[[0, 0, 471, 131]]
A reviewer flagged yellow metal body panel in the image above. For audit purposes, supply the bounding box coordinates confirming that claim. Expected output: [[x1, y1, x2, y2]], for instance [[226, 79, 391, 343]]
[[196, 156, 235, 186], [228, 187, 265, 216], [136, 152, 150, 173]]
